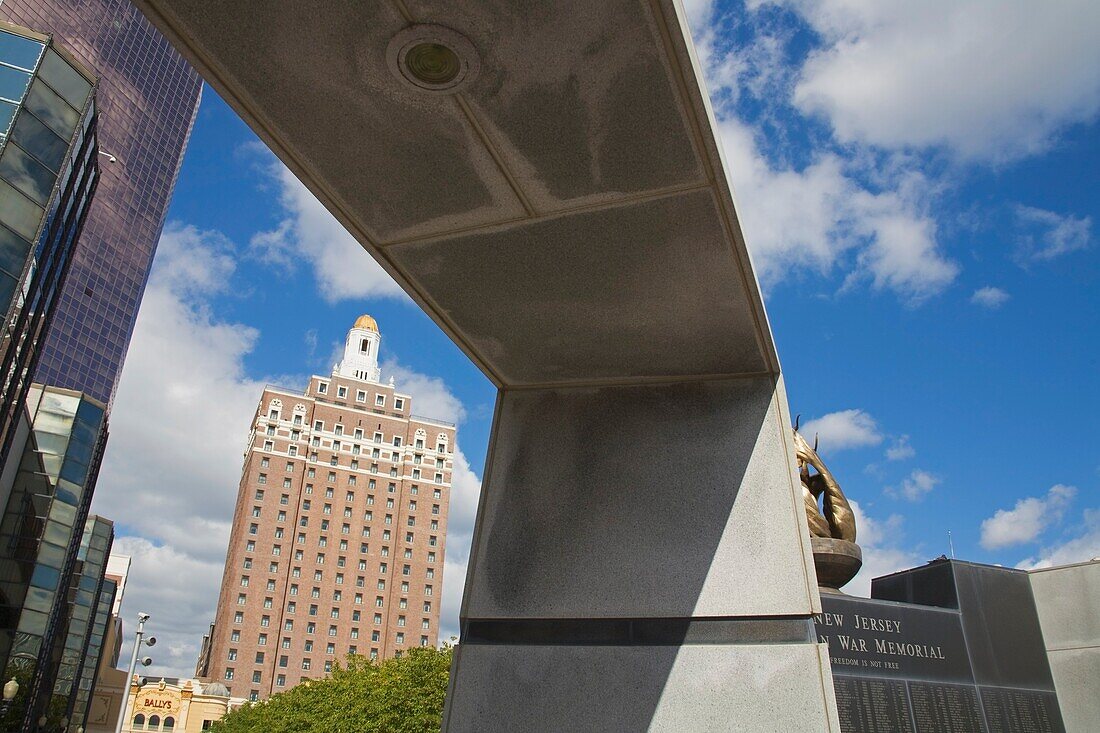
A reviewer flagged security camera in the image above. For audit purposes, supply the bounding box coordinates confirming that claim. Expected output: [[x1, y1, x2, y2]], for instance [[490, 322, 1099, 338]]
[[140, 657, 153, 667], [145, 636, 157, 647], [138, 613, 150, 622]]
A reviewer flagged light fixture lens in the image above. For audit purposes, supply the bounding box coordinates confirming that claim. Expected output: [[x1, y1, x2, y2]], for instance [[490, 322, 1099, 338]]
[[404, 43, 461, 85]]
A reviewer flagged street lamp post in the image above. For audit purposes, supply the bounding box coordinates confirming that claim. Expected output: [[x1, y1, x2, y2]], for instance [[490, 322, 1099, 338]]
[[114, 613, 156, 733], [0, 678, 17, 718]]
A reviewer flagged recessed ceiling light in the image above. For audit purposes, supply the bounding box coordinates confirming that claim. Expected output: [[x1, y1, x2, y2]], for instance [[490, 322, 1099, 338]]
[[387, 25, 479, 94]]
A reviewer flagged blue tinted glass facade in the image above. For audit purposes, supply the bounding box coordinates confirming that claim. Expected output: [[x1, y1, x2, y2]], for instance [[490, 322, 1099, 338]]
[[0, 0, 202, 406], [54, 514, 114, 727], [0, 385, 108, 731], [0, 24, 100, 469]]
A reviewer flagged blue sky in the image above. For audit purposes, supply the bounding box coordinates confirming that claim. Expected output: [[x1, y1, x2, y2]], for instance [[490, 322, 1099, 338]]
[[93, 0, 1099, 676]]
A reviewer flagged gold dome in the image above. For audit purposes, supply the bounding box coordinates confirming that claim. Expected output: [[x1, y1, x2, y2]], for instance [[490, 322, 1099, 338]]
[[353, 315, 379, 332]]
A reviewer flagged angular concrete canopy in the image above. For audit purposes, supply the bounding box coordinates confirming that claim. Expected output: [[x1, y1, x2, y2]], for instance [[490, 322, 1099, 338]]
[[133, 0, 838, 729], [134, 0, 777, 389]]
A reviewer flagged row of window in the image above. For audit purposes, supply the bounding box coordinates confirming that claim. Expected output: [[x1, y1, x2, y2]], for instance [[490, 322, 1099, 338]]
[[257, 441, 448, 481], [249, 517, 440, 538], [235, 580, 433, 612], [253, 499, 442, 518], [227, 619, 430, 663], [255, 476, 444, 500], [131, 714, 174, 730], [225, 635, 431, 682], [242, 524, 439, 551], [311, 382, 405, 411], [261, 431, 448, 469], [265, 410, 449, 453], [232, 582, 434, 617]]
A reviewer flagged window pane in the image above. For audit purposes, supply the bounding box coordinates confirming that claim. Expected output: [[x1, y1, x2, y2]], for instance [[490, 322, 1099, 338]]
[[0, 100, 16, 137], [0, 271, 16, 314], [0, 65, 32, 104], [24, 80, 78, 138], [0, 31, 44, 71], [11, 108, 66, 171], [0, 177, 43, 240], [0, 142, 56, 205], [18, 607, 49, 636], [29, 563, 60, 592], [37, 51, 90, 109]]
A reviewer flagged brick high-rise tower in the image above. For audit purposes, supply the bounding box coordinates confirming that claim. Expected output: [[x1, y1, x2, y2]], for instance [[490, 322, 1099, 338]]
[[199, 316, 455, 700]]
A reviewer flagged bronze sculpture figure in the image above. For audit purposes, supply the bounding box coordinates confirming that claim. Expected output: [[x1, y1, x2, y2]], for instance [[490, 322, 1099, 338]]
[[794, 419, 861, 591], [794, 427, 856, 543]]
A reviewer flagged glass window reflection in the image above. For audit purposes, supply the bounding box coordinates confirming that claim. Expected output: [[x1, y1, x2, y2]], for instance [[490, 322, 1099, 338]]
[[0, 177, 42, 240], [0, 30, 44, 71], [0, 100, 16, 136], [11, 109, 66, 171], [0, 65, 31, 103], [37, 51, 90, 109], [23, 80, 77, 138], [0, 225, 29, 278], [0, 142, 56, 205]]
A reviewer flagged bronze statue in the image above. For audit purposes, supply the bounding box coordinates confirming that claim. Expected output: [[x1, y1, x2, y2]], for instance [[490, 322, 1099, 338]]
[[794, 418, 861, 591]]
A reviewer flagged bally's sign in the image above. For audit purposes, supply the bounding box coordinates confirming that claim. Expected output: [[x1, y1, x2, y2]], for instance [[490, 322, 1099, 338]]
[[815, 594, 974, 683], [139, 691, 180, 712]]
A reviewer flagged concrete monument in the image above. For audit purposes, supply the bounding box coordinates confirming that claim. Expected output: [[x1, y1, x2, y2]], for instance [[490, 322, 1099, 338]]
[[128, 1, 841, 729]]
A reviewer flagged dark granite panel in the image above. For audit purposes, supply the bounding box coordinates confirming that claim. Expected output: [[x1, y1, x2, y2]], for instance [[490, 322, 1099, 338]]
[[952, 564, 1056, 690], [834, 676, 913, 733], [980, 687, 1064, 733], [873, 560, 959, 610], [908, 681, 985, 733]]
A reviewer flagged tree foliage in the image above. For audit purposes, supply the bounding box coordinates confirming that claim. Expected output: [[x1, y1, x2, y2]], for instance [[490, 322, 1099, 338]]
[[210, 646, 452, 733]]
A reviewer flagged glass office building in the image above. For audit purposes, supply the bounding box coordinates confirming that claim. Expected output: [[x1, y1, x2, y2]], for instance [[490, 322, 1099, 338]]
[[0, 23, 99, 469], [54, 515, 114, 728], [0, 384, 108, 731], [0, 0, 202, 406], [73, 571, 117, 730]]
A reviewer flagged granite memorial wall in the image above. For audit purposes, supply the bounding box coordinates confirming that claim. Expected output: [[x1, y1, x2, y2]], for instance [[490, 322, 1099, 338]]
[[817, 559, 1066, 733]]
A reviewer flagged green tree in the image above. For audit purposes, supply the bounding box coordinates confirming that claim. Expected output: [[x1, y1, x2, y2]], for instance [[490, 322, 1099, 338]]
[[210, 645, 453, 733]]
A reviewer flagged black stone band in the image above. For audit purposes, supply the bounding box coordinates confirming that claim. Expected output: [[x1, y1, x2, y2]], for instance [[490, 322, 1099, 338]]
[[461, 616, 817, 646]]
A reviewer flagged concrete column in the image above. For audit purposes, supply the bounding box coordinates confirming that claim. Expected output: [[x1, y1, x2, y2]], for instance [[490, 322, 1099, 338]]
[[443, 376, 838, 731], [128, 0, 844, 728]]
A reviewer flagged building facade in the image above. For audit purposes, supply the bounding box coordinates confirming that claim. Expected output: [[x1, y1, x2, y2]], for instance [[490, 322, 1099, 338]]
[[200, 316, 455, 700], [102, 677, 245, 733], [58, 515, 115, 728], [0, 21, 99, 469], [0, 0, 202, 407], [0, 384, 108, 730], [86, 552, 131, 732]]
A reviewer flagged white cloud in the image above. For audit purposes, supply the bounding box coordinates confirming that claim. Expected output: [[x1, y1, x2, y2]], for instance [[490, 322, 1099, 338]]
[[94, 223, 269, 675], [94, 223, 266, 564], [846, 500, 922, 597], [716, 117, 957, 302], [97, 226, 484, 672], [1015, 205, 1092, 261], [382, 360, 467, 426], [680, 0, 718, 31], [800, 409, 882, 451], [980, 484, 1076, 550], [971, 286, 1010, 309], [250, 161, 406, 302], [1018, 509, 1100, 570], [439, 448, 482, 642], [778, 0, 1100, 161], [886, 469, 940, 502], [885, 435, 914, 461], [111, 537, 227, 679]]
